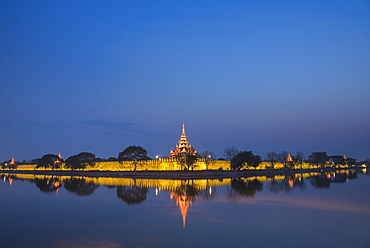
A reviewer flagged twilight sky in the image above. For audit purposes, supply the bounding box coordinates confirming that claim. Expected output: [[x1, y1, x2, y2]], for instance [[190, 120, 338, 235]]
[[1, 0, 369, 162]]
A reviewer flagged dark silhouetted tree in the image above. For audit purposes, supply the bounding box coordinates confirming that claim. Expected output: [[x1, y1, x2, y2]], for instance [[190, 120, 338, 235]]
[[36, 154, 62, 170], [200, 151, 216, 159], [224, 146, 239, 161], [231, 151, 261, 170], [118, 146, 150, 171], [177, 154, 199, 170], [29, 158, 40, 164], [308, 152, 328, 168], [293, 151, 305, 167], [364, 158, 370, 171], [277, 150, 289, 167], [64, 152, 96, 170], [200, 151, 216, 170], [265, 152, 279, 168]]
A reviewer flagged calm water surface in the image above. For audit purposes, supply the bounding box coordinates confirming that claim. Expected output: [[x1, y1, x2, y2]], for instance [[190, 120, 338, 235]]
[[1, 170, 370, 248]]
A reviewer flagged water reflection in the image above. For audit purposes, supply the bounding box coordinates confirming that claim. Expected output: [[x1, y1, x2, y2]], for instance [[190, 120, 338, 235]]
[[310, 171, 358, 189], [117, 186, 149, 205], [1, 169, 369, 248], [1, 169, 367, 228], [64, 178, 100, 196], [35, 178, 62, 193], [268, 174, 306, 193], [170, 184, 199, 227], [1, 170, 366, 197], [227, 178, 263, 202]]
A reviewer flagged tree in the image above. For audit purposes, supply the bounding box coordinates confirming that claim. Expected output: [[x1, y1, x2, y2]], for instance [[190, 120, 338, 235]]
[[200, 151, 216, 170], [30, 158, 40, 164], [251, 155, 262, 169], [293, 151, 305, 167], [364, 158, 370, 167], [36, 154, 62, 170], [64, 152, 96, 170], [177, 154, 199, 170], [118, 146, 150, 171], [224, 146, 240, 161], [277, 150, 289, 166], [231, 151, 262, 170], [308, 152, 328, 168], [265, 152, 278, 168], [200, 151, 216, 160]]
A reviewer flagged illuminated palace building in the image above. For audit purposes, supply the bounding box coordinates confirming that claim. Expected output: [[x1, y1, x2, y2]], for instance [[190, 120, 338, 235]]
[[169, 123, 197, 158]]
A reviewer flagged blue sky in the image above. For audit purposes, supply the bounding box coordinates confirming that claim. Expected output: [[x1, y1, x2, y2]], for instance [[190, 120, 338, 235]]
[[1, 0, 369, 161]]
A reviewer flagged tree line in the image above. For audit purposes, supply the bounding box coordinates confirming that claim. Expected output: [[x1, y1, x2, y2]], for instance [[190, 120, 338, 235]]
[[223, 146, 367, 170], [1, 145, 369, 171], [0, 146, 151, 171]]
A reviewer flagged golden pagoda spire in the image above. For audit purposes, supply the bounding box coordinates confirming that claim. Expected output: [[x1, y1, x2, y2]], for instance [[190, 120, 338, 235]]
[[169, 123, 197, 158], [286, 153, 293, 162]]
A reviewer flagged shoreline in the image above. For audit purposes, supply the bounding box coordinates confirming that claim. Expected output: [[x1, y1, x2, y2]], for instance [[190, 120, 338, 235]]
[[0, 166, 365, 180]]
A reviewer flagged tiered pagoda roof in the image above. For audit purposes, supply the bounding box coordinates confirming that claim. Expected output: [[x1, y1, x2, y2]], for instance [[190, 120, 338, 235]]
[[169, 123, 197, 158]]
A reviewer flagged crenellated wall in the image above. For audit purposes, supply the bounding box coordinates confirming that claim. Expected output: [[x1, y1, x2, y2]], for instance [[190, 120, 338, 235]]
[[14, 158, 232, 171], [11, 159, 355, 171], [93, 158, 232, 171]]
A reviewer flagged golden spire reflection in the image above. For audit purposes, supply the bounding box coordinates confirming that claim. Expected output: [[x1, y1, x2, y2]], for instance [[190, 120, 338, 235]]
[[170, 191, 197, 228]]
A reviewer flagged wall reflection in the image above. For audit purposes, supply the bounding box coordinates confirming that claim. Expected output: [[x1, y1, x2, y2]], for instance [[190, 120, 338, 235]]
[[1, 169, 366, 227]]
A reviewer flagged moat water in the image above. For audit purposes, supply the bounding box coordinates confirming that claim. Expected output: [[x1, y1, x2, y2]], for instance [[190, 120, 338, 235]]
[[1, 170, 370, 248]]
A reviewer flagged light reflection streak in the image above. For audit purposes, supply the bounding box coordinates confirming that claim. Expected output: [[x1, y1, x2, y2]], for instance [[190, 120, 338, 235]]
[[218, 195, 370, 215], [51, 238, 122, 248]]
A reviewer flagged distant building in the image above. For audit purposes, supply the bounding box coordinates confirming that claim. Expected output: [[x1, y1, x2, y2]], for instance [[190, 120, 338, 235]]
[[286, 153, 293, 163], [9, 157, 15, 166], [328, 155, 347, 165], [169, 123, 197, 158]]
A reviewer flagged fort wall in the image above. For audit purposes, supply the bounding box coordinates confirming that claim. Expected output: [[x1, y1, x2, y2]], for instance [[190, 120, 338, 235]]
[[14, 158, 231, 171], [12, 159, 353, 172]]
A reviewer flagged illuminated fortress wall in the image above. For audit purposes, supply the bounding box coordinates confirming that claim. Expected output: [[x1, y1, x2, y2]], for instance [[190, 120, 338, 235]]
[[12, 160, 350, 172], [14, 158, 231, 171], [85, 158, 232, 171]]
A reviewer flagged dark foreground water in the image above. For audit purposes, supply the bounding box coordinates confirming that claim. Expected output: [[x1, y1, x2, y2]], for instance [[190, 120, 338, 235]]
[[1, 169, 370, 248]]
